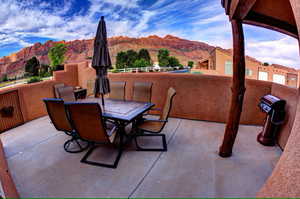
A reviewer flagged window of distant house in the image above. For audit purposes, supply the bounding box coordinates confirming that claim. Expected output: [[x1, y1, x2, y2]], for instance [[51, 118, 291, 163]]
[[259, 71, 268, 81], [225, 61, 233, 75], [246, 68, 253, 76], [273, 74, 286, 85]]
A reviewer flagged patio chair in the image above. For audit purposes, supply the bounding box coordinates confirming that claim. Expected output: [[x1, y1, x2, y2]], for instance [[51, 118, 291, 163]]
[[133, 82, 153, 103], [86, 79, 95, 97], [53, 83, 65, 98], [134, 87, 176, 151], [57, 86, 76, 102], [109, 81, 126, 100], [65, 102, 122, 168], [43, 98, 88, 153]]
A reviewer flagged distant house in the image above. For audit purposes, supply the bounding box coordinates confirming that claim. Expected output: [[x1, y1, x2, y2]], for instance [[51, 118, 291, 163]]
[[193, 47, 299, 88]]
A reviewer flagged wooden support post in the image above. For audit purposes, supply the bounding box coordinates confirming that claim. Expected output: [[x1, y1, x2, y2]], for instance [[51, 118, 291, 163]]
[[219, 19, 246, 158]]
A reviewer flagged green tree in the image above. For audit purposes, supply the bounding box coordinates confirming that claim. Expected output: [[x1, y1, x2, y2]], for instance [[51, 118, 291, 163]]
[[0, 74, 8, 82], [133, 59, 149, 68], [168, 56, 180, 67], [25, 56, 40, 76], [48, 43, 67, 68], [158, 48, 170, 67], [138, 49, 151, 65], [126, 50, 138, 67], [263, 62, 269, 66], [159, 59, 169, 67], [39, 64, 50, 77], [116, 51, 128, 69], [188, 61, 194, 68]]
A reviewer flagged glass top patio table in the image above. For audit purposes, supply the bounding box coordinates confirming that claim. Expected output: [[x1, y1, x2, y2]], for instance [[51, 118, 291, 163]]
[[78, 98, 154, 122]]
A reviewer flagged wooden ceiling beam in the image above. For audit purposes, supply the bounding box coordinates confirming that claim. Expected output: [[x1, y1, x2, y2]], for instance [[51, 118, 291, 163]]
[[229, 0, 257, 20], [234, 0, 257, 19], [222, 0, 232, 15]]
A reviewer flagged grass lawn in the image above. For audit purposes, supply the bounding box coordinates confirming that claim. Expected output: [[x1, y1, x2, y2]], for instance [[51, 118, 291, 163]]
[[0, 77, 53, 89]]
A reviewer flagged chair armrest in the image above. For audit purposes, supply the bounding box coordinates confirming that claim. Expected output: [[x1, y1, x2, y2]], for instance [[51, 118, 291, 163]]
[[150, 107, 162, 111], [143, 107, 161, 116]]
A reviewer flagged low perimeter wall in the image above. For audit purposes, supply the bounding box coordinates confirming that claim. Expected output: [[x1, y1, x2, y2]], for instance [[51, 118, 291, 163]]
[[77, 61, 297, 149], [78, 62, 272, 125], [0, 64, 78, 123], [0, 61, 299, 197]]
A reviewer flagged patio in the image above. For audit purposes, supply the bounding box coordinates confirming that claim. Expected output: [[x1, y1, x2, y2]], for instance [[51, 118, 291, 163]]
[[1, 116, 281, 197]]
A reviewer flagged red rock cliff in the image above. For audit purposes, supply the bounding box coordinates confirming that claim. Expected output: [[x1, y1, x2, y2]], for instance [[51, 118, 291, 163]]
[[0, 35, 215, 76]]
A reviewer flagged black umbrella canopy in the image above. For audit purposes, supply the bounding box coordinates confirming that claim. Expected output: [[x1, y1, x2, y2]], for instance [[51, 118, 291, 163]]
[[92, 16, 112, 69], [92, 16, 111, 105]]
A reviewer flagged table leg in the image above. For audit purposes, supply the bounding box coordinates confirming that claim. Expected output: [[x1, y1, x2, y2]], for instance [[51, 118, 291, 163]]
[[116, 121, 135, 146]]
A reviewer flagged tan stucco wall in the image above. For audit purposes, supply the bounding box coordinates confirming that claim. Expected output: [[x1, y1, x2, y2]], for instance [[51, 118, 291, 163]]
[[271, 83, 298, 149], [257, 93, 300, 197], [209, 49, 260, 80], [199, 48, 299, 87], [0, 139, 19, 198], [76, 61, 272, 125], [0, 63, 79, 122]]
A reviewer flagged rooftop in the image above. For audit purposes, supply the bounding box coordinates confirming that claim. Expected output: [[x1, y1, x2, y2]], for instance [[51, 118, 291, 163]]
[[1, 116, 281, 197]]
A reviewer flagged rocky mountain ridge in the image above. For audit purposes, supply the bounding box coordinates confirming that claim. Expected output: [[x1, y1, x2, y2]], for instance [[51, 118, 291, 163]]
[[1, 34, 295, 77], [0, 35, 215, 77]]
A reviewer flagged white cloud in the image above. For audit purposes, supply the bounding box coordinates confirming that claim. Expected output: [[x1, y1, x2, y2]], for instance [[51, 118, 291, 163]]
[[0, 0, 299, 71], [101, 0, 139, 8], [194, 14, 227, 25], [246, 36, 299, 68]]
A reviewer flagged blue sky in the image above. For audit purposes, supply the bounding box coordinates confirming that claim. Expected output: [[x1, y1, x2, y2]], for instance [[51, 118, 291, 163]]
[[0, 0, 299, 68]]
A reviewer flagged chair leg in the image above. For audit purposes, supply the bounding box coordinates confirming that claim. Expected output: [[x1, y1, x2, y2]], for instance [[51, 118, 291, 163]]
[[80, 143, 123, 169], [64, 138, 89, 153], [135, 134, 167, 152]]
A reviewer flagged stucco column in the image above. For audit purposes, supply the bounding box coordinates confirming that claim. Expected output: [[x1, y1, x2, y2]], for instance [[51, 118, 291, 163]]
[[219, 19, 246, 157]]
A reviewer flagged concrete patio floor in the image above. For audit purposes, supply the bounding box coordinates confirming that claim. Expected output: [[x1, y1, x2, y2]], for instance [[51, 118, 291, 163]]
[[0, 116, 281, 197]]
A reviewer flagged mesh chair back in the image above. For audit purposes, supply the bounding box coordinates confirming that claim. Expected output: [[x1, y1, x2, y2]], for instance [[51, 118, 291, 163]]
[[54, 83, 65, 98], [87, 79, 95, 97], [133, 82, 152, 103], [43, 98, 72, 132], [65, 103, 110, 143], [160, 87, 176, 121], [58, 86, 76, 102], [109, 81, 126, 100]]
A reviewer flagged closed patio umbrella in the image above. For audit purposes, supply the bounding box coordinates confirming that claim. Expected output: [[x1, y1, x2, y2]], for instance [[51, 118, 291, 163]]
[[92, 16, 112, 106]]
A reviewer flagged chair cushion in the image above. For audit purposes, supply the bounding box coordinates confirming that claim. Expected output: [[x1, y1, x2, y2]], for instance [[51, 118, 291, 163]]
[[138, 120, 164, 133], [58, 86, 76, 102]]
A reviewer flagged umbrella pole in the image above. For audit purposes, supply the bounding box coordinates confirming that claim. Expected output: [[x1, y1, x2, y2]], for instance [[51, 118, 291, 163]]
[[101, 94, 105, 107]]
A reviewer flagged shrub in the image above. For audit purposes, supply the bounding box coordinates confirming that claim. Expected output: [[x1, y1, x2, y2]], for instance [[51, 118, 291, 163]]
[[133, 58, 149, 68], [40, 72, 51, 78], [188, 61, 194, 68], [110, 68, 119, 73], [27, 76, 42, 84], [39, 64, 50, 77], [1, 75, 8, 82], [168, 56, 180, 67]]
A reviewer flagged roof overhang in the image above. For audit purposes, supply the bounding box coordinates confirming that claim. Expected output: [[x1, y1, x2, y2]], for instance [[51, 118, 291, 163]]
[[222, 0, 298, 39]]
